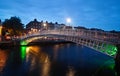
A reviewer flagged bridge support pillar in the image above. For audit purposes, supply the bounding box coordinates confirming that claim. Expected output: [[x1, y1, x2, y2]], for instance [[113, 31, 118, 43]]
[[96, 41, 100, 50], [92, 41, 96, 49], [115, 44, 120, 76], [100, 43, 103, 50], [89, 40, 92, 47]]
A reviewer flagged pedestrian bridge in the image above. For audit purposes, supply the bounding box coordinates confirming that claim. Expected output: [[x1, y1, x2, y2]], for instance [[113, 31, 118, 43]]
[[20, 29, 119, 57]]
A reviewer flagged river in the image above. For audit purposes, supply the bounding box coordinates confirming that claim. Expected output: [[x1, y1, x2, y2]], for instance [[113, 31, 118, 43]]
[[0, 42, 116, 76]]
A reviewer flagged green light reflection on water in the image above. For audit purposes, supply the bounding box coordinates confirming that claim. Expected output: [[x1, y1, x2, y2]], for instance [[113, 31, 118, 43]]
[[20, 41, 28, 60], [94, 59, 116, 76], [20, 40, 28, 46]]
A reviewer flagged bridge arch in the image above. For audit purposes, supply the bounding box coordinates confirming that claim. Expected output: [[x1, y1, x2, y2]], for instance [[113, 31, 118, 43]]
[[20, 33, 118, 58]]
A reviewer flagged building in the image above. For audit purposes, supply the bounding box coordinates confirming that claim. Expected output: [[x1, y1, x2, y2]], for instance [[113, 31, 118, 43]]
[[26, 19, 66, 33], [74, 26, 88, 30], [54, 23, 66, 30], [64, 26, 72, 30], [26, 19, 42, 32], [26, 19, 56, 32]]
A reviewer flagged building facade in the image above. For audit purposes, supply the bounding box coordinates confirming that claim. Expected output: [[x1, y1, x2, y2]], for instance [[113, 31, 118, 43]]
[[26, 19, 67, 33], [26, 19, 42, 32]]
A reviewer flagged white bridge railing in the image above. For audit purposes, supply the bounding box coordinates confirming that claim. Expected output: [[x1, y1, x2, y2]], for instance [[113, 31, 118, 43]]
[[22, 29, 119, 44]]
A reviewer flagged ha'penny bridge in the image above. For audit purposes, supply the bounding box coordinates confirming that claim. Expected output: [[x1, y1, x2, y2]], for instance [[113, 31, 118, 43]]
[[20, 29, 120, 58]]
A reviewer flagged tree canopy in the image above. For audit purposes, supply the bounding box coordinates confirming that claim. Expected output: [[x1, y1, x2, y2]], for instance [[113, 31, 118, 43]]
[[2, 16, 24, 36]]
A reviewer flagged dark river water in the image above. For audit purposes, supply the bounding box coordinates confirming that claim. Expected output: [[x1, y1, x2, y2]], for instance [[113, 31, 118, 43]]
[[0, 42, 116, 76]]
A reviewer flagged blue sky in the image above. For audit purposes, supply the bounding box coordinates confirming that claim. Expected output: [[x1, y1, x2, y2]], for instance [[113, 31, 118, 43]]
[[0, 0, 120, 31]]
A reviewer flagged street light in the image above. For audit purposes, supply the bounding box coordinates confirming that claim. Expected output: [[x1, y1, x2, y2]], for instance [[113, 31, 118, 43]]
[[66, 18, 71, 25], [66, 17, 74, 30], [43, 22, 47, 30], [43, 23, 47, 27]]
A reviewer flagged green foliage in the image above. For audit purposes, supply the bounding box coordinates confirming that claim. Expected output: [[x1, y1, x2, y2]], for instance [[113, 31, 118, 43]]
[[2, 16, 24, 36]]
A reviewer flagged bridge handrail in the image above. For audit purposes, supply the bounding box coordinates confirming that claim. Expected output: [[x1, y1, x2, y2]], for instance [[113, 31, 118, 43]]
[[20, 29, 120, 44]]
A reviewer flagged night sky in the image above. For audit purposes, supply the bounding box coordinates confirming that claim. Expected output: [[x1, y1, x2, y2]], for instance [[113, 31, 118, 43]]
[[0, 0, 120, 31]]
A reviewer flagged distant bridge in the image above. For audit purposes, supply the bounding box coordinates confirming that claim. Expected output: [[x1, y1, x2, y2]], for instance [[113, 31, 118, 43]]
[[20, 29, 120, 57]]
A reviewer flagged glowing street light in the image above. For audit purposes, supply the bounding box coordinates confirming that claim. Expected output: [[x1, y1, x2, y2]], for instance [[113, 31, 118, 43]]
[[43, 22, 47, 30], [66, 18, 71, 24], [66, 17, 74, 30], [43, 23, 47, 27]]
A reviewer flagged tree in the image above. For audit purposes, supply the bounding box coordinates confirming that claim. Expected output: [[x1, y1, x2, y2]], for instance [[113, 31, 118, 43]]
[[55, 22, 58, 24], [0, 19, 1, 24], [2, 16, 24, 36]]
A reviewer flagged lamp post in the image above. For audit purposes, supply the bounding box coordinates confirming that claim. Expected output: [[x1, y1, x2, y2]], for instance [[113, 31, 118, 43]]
[[66, 18, 74, 30]]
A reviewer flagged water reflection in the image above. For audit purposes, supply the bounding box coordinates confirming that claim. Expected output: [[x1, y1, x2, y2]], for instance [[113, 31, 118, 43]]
[[94, 59, 115, 76], [0, 43, 116, 76], [66, 66, 76, 76], [21, 45, 27, 61], [41, 56, 50, 76], [26, 46, 51, 76], [53, 44, 59, 60], [0, 49, 8, 73]]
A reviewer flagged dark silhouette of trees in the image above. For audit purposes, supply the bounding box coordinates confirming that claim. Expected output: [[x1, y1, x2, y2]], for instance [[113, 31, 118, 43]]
[[55, 22, 58, 24], [2, 16, 24, 36], [0, 19, 1, 24]]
